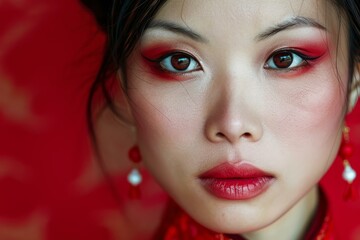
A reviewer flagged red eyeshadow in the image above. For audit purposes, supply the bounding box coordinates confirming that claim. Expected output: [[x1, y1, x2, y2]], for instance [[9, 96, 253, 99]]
[[140, 44, 197, 81], [141, 43, 176, 59], [293, 42, 328, 57]]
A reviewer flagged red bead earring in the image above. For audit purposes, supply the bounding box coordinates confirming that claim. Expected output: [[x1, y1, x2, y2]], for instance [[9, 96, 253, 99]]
[[339, 125, 357, 200], [127, 145, 142, 199]]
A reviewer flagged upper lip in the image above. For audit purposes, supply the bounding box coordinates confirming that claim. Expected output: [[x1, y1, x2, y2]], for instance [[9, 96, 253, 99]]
[[199, 162, 273, 179]]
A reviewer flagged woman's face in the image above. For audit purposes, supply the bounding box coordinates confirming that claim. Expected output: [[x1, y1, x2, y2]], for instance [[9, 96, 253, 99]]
[[125, 0, 349, 235]]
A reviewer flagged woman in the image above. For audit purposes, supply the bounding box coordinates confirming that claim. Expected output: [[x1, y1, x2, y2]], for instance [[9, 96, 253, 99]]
[[83, 0, 360, 239]]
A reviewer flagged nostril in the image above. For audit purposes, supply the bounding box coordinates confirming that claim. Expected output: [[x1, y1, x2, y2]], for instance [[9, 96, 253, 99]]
[[216, 132, 226, 138], [215, 132, 252, 140], [243, 132, 251, 138]]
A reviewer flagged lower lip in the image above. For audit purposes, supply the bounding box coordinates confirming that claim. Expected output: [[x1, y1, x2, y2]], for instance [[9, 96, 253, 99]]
[[200, 177, 274, 200]]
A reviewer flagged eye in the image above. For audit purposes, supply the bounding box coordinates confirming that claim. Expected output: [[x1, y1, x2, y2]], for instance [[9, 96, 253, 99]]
[[158, 52, 201, 73], [264, 50, 308, 70]]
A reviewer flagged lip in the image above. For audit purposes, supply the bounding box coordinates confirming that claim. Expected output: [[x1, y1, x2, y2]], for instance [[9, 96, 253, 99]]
[[199, 162, 275, 200]]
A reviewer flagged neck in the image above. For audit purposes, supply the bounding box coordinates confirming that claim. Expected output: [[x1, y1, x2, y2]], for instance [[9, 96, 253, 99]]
[[239, 186, 319, 240]]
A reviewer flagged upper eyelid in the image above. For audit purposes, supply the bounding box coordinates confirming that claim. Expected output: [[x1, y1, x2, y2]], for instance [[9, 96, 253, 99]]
[[143, 51, 202, 65], [267, 49, 322, 61], [263, 49, 322, 71], [143, 51, 189, 62]]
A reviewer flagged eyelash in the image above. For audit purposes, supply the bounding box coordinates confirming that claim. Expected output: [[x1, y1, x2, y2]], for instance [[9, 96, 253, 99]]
[[143, 49, 320, 76], [264, 49, 320, 71], [144, 51, 202, 74]]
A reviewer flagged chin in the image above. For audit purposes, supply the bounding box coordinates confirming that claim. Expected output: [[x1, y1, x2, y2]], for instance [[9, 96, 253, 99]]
[[186, 203, 278, 235]]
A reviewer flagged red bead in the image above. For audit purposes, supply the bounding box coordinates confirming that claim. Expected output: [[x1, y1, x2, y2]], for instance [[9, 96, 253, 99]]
[[343, 183, 358, 201], [179, 214, 189, 232], [164, 226, 178, 240], [128, 185, 141, 199], [340, 143, 354, 159], [128, 146, 142, 163]]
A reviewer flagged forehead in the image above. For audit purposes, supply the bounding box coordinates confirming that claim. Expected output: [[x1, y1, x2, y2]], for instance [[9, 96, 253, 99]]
[[152, 0, 340, 37]]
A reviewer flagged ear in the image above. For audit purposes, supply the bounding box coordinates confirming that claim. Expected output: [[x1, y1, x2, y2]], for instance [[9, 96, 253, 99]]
[[112, 71, 136, 127], [348, 63, 360, 113]]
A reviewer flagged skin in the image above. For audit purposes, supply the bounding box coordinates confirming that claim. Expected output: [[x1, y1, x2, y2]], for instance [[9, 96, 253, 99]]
[[122, 0, 351, 239]]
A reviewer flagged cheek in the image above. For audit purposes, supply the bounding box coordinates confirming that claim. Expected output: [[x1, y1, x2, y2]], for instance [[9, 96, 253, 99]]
[[263, 66, 347, 183], [126, 79, 205, 174], [266, 64, 347, 137], [126, 59, 207, 142], [129, 87, 200, 141], [127, 86, 207, 198]]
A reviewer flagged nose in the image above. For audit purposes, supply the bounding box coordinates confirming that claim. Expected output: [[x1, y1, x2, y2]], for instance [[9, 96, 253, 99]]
[[204, 74, 263, 145]]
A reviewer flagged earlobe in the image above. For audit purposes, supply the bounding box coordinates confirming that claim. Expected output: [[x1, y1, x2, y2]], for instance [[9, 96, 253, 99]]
[[348, 64, 360, 113]]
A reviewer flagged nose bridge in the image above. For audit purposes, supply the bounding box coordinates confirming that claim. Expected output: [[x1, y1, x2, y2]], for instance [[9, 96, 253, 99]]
[[204, 63, 262, 144], [215, 75, 246, 119]]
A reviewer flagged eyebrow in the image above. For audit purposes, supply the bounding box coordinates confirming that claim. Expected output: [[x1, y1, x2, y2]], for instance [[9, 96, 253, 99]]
[[256, 16, 327, 41], [147, 20, 208, 42], [147, 16, 326, 43]]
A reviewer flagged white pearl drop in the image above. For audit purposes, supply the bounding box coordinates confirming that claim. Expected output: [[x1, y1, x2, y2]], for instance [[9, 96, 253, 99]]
[[343, 165, 357, 183], [128, 169, 142, 186]]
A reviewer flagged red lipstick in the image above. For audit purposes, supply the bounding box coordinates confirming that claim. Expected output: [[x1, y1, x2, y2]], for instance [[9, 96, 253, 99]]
[[199, 162, 274, 200]]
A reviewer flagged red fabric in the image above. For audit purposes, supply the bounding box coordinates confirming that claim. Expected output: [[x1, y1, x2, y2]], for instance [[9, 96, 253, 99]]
[[0, 1, 360, 239]]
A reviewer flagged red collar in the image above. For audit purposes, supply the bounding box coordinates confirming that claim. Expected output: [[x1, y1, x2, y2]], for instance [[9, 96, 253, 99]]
[[155, 191, 335, 240]]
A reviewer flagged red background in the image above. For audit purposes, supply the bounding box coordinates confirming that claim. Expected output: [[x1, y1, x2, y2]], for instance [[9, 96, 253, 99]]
[[0, 1, 359, 239]]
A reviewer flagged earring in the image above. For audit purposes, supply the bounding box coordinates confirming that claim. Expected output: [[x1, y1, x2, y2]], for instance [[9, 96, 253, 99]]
[[127, 145, 142, 199], [340, 125, 357, 200]]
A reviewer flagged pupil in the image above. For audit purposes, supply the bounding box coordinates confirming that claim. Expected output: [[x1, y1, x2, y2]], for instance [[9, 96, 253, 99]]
[[171, 54, 190, 70], [274, 52, 293, 68]]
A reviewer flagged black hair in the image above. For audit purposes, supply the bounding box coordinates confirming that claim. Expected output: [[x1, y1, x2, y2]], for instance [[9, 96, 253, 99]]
[[333, 0, 360, 100], [82, 0, 167, 146]]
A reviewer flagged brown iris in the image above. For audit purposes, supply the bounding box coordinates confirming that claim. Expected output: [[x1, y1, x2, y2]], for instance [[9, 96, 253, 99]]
[[170, 53, 191, 71], [272, 51, 293, 68]]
